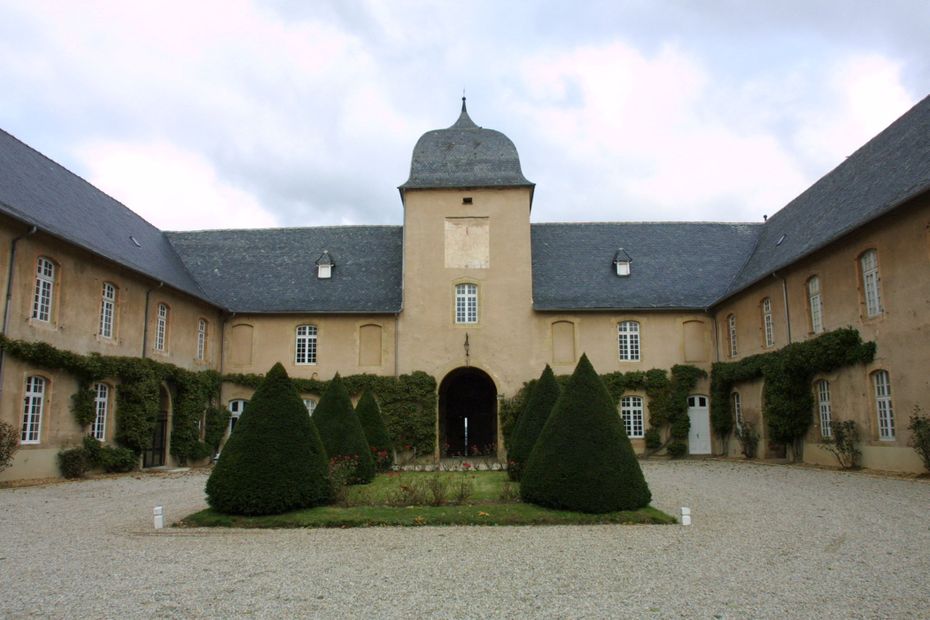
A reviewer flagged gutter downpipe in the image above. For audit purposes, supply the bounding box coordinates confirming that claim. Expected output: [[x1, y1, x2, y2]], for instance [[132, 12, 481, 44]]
[[141, 281, 164, 358], [0, 225, 38, 396]]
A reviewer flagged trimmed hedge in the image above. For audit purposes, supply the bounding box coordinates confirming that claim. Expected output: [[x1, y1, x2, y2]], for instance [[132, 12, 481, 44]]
[[507, 365, 560, 481], [206, 363, 331, 515], [313, 374, 376, 484], [355, 388, 393, 470], [521, 354, 652, 513]]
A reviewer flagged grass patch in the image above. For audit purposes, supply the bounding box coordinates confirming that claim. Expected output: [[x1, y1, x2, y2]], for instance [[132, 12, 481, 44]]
[[180, 471, 675, 528]]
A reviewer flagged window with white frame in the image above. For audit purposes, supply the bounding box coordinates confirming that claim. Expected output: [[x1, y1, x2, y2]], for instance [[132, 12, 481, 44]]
[[154, 303, 168, 351], [228, 399, 247, 434], [617, 321, 641, 361], [761, 298, 774, 348], [303, 399, 317, 416], [295, 325, 318, 364], [807, 276, 824, 334], [727, 314, 738, 357], [92, 383, 109, 441], [860, 250, 882, 318], [21, 376, 46, 444], [732, 391, 743, 430], [99, 282, 116, 339], [873, 370, 895, 440], [455, 283, 478, 324], [620, 396, 645, 438], [196, 319, 207, 361], [816, 380, 832, 439], [32, 257, 55, 322]]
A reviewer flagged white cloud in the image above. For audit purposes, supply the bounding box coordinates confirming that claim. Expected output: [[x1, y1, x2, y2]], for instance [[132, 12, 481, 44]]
[[76, 141, 279, 230]]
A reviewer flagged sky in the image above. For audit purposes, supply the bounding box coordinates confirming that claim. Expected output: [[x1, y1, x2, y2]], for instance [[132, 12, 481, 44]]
[[1, 0, 928, 231]]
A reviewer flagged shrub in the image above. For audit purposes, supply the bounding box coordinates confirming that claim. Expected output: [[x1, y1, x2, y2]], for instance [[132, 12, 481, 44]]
[[907, 406, 930, 472], [313, 374, 375, 484], [81, 436, 138, 473], [329, 455, 359, 508], [425, 475, 451, 506], [206, 363, 331, 515], [507, 365, 560, 481], [58, 447, 89, 478], [0, 421, 20, 473], [666, 440, 688, 459], [644, 427, 662, 451], [521, 354, 652, 513], [355, 388, 393, 470], [735, 422, 760, 459], [819, 420, 861, 469]]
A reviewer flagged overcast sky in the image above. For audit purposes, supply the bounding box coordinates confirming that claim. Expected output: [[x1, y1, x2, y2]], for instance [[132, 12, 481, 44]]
[[1, 0, 928, 230]]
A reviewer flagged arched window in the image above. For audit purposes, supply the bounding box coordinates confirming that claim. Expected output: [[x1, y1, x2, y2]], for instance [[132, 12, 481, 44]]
[[295, 325, 318, 364], [92, 383, 110, 441], [872, 370, 894, 440], [303, 399, 317, 416], [727, 314, 738, 357], [21, 376, 46, 444], [154, 303, 169, 351], [100, 282, 117, 339], [807, 276, 823, 334], [761, 298, 774, 348], [455, 283, 478, 324], [731, 391, 743, 430], [860, 250, 883, 318], [617, 320, 640, 361], [228, 399, 248, 434], [32, 257, 56, 322], [619, 396, 644, 438], [815, 380, 832, 438], [196, 319, 208, 361]]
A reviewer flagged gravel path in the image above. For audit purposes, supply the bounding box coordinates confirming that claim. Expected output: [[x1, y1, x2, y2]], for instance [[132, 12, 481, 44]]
[[1, 460, 928, 618]]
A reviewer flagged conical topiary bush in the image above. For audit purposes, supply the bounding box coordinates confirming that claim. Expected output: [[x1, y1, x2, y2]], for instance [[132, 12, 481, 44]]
[[313, 374, 375, 483], [205, 362, 330, 515], [355, 388, 393, 471], [507, 366, 560, 481], [520, 354, 652, 513]]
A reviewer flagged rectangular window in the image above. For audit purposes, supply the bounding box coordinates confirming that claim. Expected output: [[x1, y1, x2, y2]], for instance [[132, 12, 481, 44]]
[[861, 250, 882, 318], [196, 319, 207, 361], [455, 284, 478, 324], [21, 376, 45, 444], [617, 321, 641, 361], [154, 304, 168, 352], [732, 392, 743, 430], [32, 257, 55, 322], [620, 396, 645, 438], [228, 399, 247, 434], [92, 383, 109, 441], [295, 325, 318, 364], [816, 380, 832, 439], [762, 298, 774, 348], [303, 399, 316, 416], [727, 314, 737, 357], [873, 371, 895, 440], [100, 283, 116, 339], [808, 277, 823, 334]]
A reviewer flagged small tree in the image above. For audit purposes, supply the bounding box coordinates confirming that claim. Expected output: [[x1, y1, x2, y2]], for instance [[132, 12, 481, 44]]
[[521, 354, 652, 513], [355, 388, 393, 471], [907, 405, 930, 473], [313, 374, 375, 483], [507, 365, 560, 481], [818, 419, 861, 469], [206, 363, 331, 515], [0, 421, 19, 473], [735, 421, 760, 459]]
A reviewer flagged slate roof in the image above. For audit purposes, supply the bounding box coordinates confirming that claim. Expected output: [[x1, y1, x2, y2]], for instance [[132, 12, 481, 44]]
[[721, 94, 930, 301], [400, 99, 534, 192], [531, 222, 762, 310], [166, 226, 403, 313], [0, 129, 209, 302]]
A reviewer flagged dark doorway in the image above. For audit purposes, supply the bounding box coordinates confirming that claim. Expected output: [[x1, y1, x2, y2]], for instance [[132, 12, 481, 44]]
[[143, 412, 167, 468], [440, 367, 497, 457]]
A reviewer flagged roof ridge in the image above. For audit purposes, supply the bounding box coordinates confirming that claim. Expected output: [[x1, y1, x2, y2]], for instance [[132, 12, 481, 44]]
[[166, 224, 404, 234], [532, 220, 763, 226]]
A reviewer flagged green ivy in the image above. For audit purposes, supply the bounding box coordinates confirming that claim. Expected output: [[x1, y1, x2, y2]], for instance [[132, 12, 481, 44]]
[[710, 328, 876, 447]]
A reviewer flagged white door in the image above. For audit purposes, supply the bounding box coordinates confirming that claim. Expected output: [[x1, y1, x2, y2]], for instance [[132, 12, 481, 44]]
[[687, 395, 711, 455]]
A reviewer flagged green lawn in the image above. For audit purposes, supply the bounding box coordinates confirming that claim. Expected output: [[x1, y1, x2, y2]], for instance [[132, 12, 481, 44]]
[[181, 471, 675, 528]]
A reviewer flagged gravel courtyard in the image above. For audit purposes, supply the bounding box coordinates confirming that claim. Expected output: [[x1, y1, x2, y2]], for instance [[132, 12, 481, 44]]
[[1, 460, 928, 619]]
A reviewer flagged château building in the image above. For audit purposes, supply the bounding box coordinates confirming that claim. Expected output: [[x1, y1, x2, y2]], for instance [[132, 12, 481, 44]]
[[1, 96, 928, 481]]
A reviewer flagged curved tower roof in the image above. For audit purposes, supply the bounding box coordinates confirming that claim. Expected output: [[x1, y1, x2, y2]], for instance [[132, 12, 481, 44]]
[[400, 98, 534, 193]]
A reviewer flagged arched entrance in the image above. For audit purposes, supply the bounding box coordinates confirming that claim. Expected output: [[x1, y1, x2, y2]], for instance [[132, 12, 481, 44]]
[[143, 385, 171, 468], [440, 367, 497, 457]]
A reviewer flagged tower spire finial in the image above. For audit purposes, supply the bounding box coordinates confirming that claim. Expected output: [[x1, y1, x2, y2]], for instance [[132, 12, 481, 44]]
[[461, 88, 467, 113]]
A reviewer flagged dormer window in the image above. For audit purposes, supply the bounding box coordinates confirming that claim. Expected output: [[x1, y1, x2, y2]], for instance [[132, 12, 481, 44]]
[[315, 250, 334, 279], [613, 248, 632, 277]]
